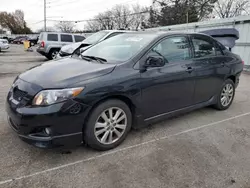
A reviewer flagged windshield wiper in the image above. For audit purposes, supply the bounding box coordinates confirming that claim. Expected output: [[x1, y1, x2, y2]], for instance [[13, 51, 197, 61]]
[[81, 55, 107, 64]]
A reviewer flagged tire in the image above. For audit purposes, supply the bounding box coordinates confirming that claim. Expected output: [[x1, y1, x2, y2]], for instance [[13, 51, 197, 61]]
[[214, 79, 235, 110], [48, 49, 59, 60], [0, 48, 1, 52], [84, 99, 132, 151]]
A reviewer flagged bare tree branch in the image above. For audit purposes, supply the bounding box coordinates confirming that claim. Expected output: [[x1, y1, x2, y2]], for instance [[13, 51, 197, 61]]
[[214, 0, 250, 18], [55, 21, 75, 32]]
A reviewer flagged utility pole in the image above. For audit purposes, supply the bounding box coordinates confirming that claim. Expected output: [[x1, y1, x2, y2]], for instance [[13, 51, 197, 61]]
[[186, 0, 189, 23], [44, 0, 47, 31]]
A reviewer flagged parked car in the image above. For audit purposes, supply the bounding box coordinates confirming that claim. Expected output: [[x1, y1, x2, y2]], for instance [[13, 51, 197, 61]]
[[28, 36, 39, 46], [57, 30, 131, 58], [0, 39, 9, 52], [12, 36, 29, 44], [4, 37, 14, 43], [1, 36, 13, 43], [37, 32, 86, 60], [6, 31, 243, 150]]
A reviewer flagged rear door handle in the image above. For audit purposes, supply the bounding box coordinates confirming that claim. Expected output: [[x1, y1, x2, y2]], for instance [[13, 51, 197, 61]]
[[186, 67, 194, 73]]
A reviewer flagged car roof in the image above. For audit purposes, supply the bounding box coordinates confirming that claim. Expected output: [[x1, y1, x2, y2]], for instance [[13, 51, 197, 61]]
[[41, 32, 81, 35], [126, 30, 209, 36], [118, 31, 214, 40]]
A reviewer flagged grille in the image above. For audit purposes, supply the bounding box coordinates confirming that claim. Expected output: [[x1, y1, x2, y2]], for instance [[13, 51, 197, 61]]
[[13, 88, 27, 101]]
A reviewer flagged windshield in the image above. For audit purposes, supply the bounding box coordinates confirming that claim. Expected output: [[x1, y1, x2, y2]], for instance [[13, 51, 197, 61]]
[[83, 31, 109, 44], [81, 33, 156, 63]]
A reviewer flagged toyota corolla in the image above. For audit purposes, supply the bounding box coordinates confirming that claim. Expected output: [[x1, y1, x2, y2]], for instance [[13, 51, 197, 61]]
[[6, 31, 243, 150]]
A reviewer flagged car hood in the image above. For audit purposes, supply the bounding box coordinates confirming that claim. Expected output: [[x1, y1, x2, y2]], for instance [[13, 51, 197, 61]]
[[61, 42, 91, 54], [19, 57, 116, 88]]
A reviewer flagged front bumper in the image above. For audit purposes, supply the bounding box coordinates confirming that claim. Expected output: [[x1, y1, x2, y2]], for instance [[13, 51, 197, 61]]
[[1, 44, 9, 49], [6, 98, 90, 148]]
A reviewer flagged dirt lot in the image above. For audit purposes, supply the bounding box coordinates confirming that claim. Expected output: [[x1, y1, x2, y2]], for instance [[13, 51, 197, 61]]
[[1, 45, 250, 188]]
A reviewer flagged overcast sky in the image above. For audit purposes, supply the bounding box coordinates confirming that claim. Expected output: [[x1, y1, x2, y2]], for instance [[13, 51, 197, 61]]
[[1, 0, 152, 31]]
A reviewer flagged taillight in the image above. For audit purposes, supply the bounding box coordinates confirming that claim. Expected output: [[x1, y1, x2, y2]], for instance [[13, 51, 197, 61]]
[[41, 41, 45, 48], [242, 60, 245, 65]]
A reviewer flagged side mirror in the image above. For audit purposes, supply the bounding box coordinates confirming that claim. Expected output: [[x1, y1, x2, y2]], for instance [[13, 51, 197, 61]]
[[145, 56, 165, 68]]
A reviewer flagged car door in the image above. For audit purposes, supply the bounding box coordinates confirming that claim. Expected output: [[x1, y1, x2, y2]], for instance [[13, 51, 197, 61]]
[[139, 35, 196, 119], [189, 34, 230, 104]]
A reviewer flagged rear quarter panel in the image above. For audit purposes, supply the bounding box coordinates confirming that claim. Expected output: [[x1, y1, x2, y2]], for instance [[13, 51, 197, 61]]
[[223, 50, 243, 77]]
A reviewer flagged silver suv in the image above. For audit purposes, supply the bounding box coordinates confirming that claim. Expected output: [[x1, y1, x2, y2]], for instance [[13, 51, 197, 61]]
[[37, 32, 85, 60], [57, 30, 132, 58]]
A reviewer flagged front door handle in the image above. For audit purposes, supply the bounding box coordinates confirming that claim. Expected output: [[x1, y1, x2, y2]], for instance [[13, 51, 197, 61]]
[[220, 62, 225, 67], [186, 67, 194, 73]]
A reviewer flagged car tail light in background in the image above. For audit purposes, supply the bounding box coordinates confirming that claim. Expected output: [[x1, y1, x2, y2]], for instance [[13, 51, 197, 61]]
[[242, 60, 245, 65], [41, 41, 45, 48]]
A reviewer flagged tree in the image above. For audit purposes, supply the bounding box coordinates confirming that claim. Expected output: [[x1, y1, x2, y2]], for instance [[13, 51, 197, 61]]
[[131, 4, 149, 30], [85, 4, 149, 31], [111, 4, 132, 29], [85, 20, 101, 31], [0, 28, 5, 34], [96, 10, 115, 30], [0, 10, 32, 34], [55, 21, 75, 32], [214, 0, 250, 18], [150, 0, 217, 27]]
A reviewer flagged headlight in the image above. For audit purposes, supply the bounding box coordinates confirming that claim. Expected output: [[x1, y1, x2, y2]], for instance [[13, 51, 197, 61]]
[[32, 87, 84, 106], [63, 47, 74, 54]]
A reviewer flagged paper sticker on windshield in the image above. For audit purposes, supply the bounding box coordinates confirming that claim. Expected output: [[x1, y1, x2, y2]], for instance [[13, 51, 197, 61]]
[[125, 37, 143, 42]]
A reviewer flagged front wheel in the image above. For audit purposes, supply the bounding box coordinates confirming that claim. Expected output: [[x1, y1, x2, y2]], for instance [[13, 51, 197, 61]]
[[214, 79, 235, 110], [48, 49, 59, 60], [84, 100, 132, 151]]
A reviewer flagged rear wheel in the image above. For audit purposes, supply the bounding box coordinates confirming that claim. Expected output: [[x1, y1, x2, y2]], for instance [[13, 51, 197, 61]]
[[214, 79, 235, 110], [84, 100, 132, 151]]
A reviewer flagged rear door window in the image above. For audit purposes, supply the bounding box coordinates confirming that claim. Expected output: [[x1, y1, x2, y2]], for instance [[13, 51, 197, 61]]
[[74, 35, 85, 42], [47, 34, 58, 41], [191, 35, 216, 58], [61, 34, 73, 42]]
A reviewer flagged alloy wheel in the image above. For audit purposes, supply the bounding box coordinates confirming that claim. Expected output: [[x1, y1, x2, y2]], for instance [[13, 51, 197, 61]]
[[94, 107, 127, 145], [51, 51, 59, 59], [221, 83, 234, 107]]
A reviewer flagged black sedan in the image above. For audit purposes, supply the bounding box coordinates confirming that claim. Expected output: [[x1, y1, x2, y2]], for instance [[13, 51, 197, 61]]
[[6, 31, 243, 150]]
